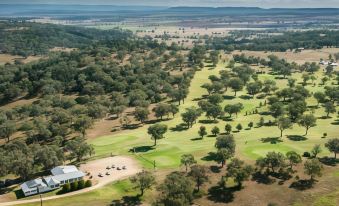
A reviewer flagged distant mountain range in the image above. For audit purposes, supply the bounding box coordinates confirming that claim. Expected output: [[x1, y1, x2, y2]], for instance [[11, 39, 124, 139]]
[[0, 4, 338, 17]]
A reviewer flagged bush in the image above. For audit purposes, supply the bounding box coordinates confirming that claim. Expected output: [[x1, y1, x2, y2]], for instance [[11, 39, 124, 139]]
[[78, 179, 85, 189], [85, 180, 92, 187], [303, 152, 311, 157], [62, 183, 71, 193], [71, 181, 78, 191]]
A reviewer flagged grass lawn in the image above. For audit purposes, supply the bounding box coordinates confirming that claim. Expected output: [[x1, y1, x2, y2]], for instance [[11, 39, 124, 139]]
[[89, 59, 337, 170]]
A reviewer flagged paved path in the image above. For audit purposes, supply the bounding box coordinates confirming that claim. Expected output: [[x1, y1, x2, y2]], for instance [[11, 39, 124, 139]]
[[0, 156, 141, 206]]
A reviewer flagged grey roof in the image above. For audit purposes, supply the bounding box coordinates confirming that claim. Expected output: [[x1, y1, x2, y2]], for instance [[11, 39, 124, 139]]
[[51, 165, 78, 176], [44, 176, 60, 185], [53, 171, 85, 182], [21, 178, 46, 193]]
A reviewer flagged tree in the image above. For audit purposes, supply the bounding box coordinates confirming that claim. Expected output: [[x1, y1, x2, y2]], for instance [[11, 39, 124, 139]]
[[226, 158, 253, 187], [228, 78, 244, 96], [73, 115, 93, 137], [311, 144, 322, 158], [189, 165, 208, 191], [277, 116, 293, 137], [153, 103, 170, 120], [216, 148, 234, 167], [256, 152, 286, 173], [286, 151, 302, 170], [215, 135, 236, 158], [304, 159, 323, 181], [0, 121, 16, 142], [206, 105, 223, 121], [236, 123, 243, 132], [248, 122, 253, 129], [325, 138, 339, 159], [246, 81, 262, 97], [198, 126, 207, 139], [224, 103, 243, 117], [157, 171, 194, 205], [65, 137, 94, 162], [313, 92, 326, 106], [180, 154, 197, 172], [324, 102, 336, 118], [130, 170, 156, 196], [208, 94, 223, 105], [134, 107, 149, 124], [211, 126, 220, 136], [270, 102, 285, 119], [225, 124, 232, 134], [288, 100, 307, 121], [169, 104, 179, 118], [298, 114, 317, 135], [147, 124, 168, 146], [181, 107, 202, 128]]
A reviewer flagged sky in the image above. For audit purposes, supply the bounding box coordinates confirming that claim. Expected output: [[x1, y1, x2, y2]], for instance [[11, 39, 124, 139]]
[[0, 0, 339, 8]]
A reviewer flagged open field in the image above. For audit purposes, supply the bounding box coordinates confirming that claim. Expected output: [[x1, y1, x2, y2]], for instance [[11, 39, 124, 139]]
[[0, 54, 42, 65]]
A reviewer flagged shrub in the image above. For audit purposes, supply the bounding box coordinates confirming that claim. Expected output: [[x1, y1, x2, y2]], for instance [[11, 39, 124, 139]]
[[71, 181, 78, 191], [303, 152, 311, 157], [85, 180, 92, 187], [323, 133, 327, 138], [62, 183, 71, 193], [78, 179, 85, 189]]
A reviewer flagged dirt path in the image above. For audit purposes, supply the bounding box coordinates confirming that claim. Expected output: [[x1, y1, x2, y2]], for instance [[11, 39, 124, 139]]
[[0, 156, 141, 206]]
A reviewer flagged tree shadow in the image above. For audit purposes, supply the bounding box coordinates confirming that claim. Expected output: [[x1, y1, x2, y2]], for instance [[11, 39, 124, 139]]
[[330, 119, 339, 125], [110, 195, 141, 206], [145, 119, 164, 124], [287, 135, 307, 141], [259, 111, 271, 116], [239, 95, 252, 100], [129, 145, 155, 153], [122, 124, 141, 130], [210, 165, 221, 173], [223, 95, 235, 100], [318, 156, 338, 166], [207, 185, 239, 203], [201, 152, 218, 161], [199, 119, 218, 124], [260, 137, 282, 144], [220, 116, 233, 122], [289, 179, 315, 191], [191, 137, 203, 141], [170, 123, 188, 132], [252, 172, 276, 185]]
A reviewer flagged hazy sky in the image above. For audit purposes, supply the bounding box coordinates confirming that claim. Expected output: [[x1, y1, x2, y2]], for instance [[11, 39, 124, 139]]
[[1, 0, 339, 8]]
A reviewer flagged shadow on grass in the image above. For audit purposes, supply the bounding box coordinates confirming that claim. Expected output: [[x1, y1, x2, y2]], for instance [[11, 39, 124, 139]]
[[191, 137, 203, 141], [110, 195, 141, 206], [129, 145, 155, 153], [239, 95, 252, 100], [199, 119, 218, 124], [210, 165, 221, 173], [259, 111, 271, 116], [201, 152, 218, 162], [330, 119, 339, 125], [318, 156, 338, 166], [289, 179, 315, 191], [223, 95, 236, 100], [122, 124, 141, 130], [287, 135, 307, 141], [220, 116, 233, 122], [170, 123, 188, 132], [261, 137, 282, 144], [207, 185, 240, 203]]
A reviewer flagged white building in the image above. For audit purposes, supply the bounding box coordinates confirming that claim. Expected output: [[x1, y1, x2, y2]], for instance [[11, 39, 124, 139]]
[[20, 166, 85, 197]]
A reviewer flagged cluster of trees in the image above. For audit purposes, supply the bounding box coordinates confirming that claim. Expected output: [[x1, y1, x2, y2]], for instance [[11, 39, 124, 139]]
[[0, 21, 133, 56], [207, 30, 339, 52]]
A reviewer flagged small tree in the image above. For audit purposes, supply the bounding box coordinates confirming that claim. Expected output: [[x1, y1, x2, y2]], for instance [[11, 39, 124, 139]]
[[189, 165, 208, 192], [236, 123, 242, 132], [71, 181, 78, 191], [248, 122, 253, 129], [304, 159, 323, 181], [225, 124, 232, 134], [211, 126, 220, 136], [85, 180, 92, 187], [62, 183, 71, 193], [0, 121, 16, 142], [130, 170, 156, 196], [311, 144, 322, 158], [148, 124, 168, 146], [180, 154, 197, 172], [198, 126, 207, 139], [226, 158, 253, 187], [216, 148, 233, 167], [78, 179, 85, 189], [277, 116, 293, 137], [298, 114, 317, 135], [257, 117, 265, 127], [286, 151, 302, 170], [324, 102, 336, 118], [325, 138, 339, 159]]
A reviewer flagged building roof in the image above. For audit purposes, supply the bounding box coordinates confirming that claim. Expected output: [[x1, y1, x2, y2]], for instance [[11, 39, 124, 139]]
[[53, 171, 85, 182], [21, 178, 46, 193], [51, 165, 78, 176], [44, 176, 60, 186]]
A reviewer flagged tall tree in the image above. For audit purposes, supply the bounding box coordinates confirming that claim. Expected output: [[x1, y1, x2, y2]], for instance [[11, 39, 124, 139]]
[[130, 170, 156, 196], [298, 114, 317, 135], [147, 124, 168, 146], [180, 154, 197, 172], [325, 138, 339, 159], [304, 159, 323, 181]]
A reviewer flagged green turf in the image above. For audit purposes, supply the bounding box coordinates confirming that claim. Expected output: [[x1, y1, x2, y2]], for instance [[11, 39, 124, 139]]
[[89, 60, 337, 170]]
